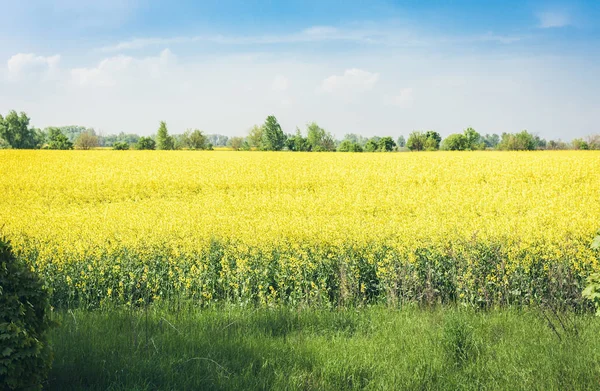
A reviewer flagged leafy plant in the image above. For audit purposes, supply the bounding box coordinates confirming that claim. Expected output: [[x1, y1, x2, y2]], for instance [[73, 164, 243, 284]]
[[582, 231, 600, 315], [0, 237, 54, 390]]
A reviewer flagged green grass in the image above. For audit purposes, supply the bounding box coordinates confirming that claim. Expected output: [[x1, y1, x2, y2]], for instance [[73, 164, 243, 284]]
[[48, 305, 600, 390]]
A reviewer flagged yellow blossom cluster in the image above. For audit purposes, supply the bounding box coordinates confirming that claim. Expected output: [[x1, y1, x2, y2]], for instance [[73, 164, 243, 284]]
[[0, 150, 598, 307]]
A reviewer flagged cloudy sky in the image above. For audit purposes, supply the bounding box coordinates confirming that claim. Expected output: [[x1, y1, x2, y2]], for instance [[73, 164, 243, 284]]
[[1, 0, 599, 140]]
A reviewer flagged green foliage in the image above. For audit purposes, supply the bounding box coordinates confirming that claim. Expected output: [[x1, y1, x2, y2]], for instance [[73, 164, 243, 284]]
[[286, 129, 310, 151], [441, 133, 468, 151], [112, 141, 130, 150], [182, 129, 209, 150], [482, 133, 500, 149], [0, 137, 11, 149], [378, 136, 396, 152], [46, 128, 73, 150], [337, 140, 363, 152], [74, 130, 99, 150], [156, 121, 174, 150], [406, 131, 426, 151], [498, 131, 537, 151], [207, 134, 229, 147], [228, 136, 245, 151], [261, 116, 286, 151], [0, 238, 53, 390], [136, 137, 156, 150], [397, 135, 406, 148], [572, 138, 589, 150], [583, 231, 600, 315], [364, 139, 379, 152], [306, 122, 335, 152], [247, 125, 264, 150], [0, 110, 40, 149]]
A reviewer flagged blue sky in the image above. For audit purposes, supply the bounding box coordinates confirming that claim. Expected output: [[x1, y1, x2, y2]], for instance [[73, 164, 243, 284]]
[[1, 0, 599, 139]]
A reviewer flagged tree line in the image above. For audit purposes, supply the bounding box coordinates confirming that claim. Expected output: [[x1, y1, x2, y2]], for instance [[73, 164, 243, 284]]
[[1, 110, 598, 152]]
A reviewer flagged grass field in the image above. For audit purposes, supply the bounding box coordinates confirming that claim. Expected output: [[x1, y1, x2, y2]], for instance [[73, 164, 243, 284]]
[[47, 306, 600, 390], [1, 150, 599, 308]]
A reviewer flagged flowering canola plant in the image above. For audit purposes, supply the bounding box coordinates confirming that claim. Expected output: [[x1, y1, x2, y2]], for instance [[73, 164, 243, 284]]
[[0, 150, 598, 308]]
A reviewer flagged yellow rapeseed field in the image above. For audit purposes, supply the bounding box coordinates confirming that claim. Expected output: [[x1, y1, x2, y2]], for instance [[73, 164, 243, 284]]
[[1, 150, 599, 307]]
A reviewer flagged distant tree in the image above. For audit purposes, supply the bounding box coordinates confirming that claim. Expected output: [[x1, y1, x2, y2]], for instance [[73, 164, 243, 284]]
[[397, 135, 406, 148], [207, 134, 229, 147], [228, 136, 244, 151], [378, 136, 396, 152], [463, 127, 485, 150], [482, 134, 500, 149], [546, 139, 568, 150], [46, 127, 73, 150], [0, 110, 39, 149], [587, 134, 600, 150], [136, 136, 156, 150], [261, 115, 286, 151], [240, 140, 252, 151], [337, 140, 363, 152], [74, 130, 99, 150], [286, 128, 310, 151], [441, 133, 468, 151], [406, 131, 426, 151], [364, 138, 379, 152], [182, 129, 208, 150], [58, 125, 88, 142], [247, 125, 264, 150], [498, 131, 537, 151], [112, 141, 129, 150], [156, 121, 174, 150], [424, 131, 441, 150], [343, 133, 369, 147], [572, 138, 589, 150], [306, 122, 335, 151]]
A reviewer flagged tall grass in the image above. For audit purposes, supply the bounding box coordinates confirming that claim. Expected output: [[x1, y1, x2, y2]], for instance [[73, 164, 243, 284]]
[[48, 305, 600, 390]]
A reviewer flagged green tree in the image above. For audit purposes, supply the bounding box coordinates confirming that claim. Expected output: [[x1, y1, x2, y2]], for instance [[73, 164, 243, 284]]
[[0, 111, 39, 149], [337, 139, 363, 152], [572, 138, 589, 150], [306, 122, 335, 152], [406, 131, 426, 151], [397, 135, 406, 148], [46, 127, 73, 150], [228, 136, 245, 151], [482, 134, 500, 149], [424, 131, 441, 150], [261, 115, 286, 151], [136, 136, 156, 150], [74, 130, 99, 150], [498, 131, 537, 151], [286, 128, 310, 151], [364, 138, 379, 152], [463, 127, 483, 150], [441, 133, 468, 151], [156, 121, 174, 150], [378, 136, 396, 152], [0, 137, 10, 149], [247, 125, 264, 150], [112, 141, 130, 150], [183, 129, 208, 150]]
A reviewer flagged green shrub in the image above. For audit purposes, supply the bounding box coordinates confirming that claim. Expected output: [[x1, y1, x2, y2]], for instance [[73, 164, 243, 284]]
[[112, 141, 130, 150], [583, 231, 600, 315], [0, 238, 53, 390]]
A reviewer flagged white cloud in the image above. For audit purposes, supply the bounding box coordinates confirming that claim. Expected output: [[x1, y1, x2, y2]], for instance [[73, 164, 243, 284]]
[[537, 10, 571, 28], [70, 49, 174, 87], [271, 75, 289, 92], [6, 53, 60, 80], [384, 88, 414, 109], [320, 68, 379, 94]]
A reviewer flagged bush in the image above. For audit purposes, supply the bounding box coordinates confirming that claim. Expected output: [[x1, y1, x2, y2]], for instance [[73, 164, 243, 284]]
[[112, 141, 130, 150], [0, 238, 53, 390]]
